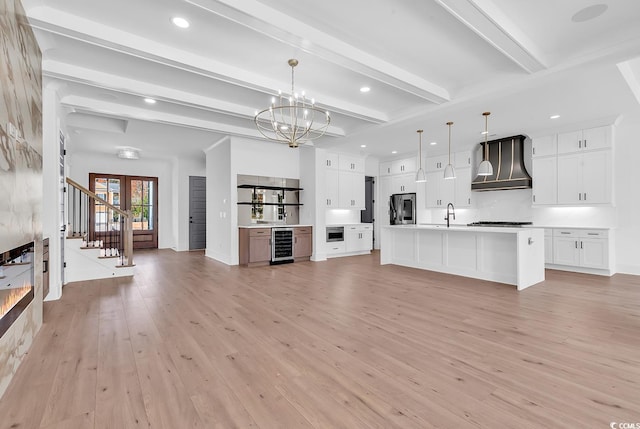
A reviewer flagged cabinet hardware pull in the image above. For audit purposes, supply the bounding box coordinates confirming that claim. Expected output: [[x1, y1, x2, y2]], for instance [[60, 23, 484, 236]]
[[578, 193, 581, 200], [587, 233, 598, 236], [575, 241, 578, 248], [584, 139, 587, 148], [584, 193, 587, 200], [581, 242, 583, 249], [561, 232, 570, 234], [533, 147, 536, 155], [579, 140, 582, 148]]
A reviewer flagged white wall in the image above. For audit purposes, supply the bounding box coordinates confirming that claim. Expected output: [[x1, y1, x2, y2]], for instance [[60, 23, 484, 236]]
[[612, 111, 640, 274], [67, 152, 175, 249], [41, 82, 66, 300], [173, 156, 206, 251], [205, 138, 232, 263]]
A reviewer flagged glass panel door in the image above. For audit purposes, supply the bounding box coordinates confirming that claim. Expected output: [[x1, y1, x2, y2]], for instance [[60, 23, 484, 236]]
[[89, 174, 158, 249]]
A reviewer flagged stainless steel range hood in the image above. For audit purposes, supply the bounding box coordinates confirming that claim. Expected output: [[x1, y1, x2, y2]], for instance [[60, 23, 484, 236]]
[[472, 135, 532, 191]]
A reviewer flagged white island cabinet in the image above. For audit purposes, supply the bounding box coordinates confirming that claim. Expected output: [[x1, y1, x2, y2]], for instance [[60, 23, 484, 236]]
[[380, 225, 545, 291]]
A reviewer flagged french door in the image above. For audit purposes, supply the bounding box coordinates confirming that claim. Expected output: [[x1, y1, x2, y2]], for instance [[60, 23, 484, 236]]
[[89, 174, 159, 249]]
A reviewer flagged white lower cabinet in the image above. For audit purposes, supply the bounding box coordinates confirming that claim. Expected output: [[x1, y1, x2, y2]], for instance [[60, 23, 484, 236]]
[[551, 229, 610, 271], [544, 229, 553, 264], [346, 224, 373, 253], [327, 224, 372, 258]]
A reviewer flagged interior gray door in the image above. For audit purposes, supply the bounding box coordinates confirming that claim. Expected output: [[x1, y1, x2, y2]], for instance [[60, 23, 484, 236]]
[[189, 176, 206, 250]]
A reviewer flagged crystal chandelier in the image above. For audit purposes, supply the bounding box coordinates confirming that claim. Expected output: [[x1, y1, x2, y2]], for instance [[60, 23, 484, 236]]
[[254, 59, 331, 148]]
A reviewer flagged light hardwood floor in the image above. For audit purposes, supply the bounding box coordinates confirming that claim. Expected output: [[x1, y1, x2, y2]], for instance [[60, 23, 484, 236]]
[[1, 250, 639, 428]]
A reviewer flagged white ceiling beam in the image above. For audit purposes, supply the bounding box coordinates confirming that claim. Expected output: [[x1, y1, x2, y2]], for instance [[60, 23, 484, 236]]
[[44, 61, 346, 137], [26, 6, 386, 125], [61, 95, 264, 138], [185, 0, 450, 104], [435, 0, 546, 73], [617, 59, 640, 107]]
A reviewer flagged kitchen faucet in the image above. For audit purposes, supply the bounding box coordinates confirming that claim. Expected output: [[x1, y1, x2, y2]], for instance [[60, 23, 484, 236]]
[[445, 202, 455, 228]]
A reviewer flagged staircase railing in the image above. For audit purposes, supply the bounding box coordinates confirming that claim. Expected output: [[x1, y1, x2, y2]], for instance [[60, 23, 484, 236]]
[[66, 177, 134, 267]]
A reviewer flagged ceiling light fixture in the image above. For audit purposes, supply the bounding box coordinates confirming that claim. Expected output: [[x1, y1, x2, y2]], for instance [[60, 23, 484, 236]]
[[117, 148, 140, 160], [477, 112, 493, 176], [360, 86, 371, 93], [360, 144, 367, 148], [144, 98, 156, 104], [550, 114, 560, 119], [172, 17, 190, 28], [430, 141, 437, 146], [392, 150, 397, 154], [254, 59, 330, 148], [443, 122, 456, 180], [571, 4, 608, 23], [415, 130, 426, 183]]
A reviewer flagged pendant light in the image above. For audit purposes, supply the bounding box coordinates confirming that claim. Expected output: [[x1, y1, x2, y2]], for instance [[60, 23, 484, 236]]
[[443, 121, 456, 180], [477, 111, 494, 176], [415, 129, 426, 183]]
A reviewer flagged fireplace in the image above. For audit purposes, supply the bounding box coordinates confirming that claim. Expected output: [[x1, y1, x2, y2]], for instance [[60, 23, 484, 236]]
[[0, 242, 35, 338]]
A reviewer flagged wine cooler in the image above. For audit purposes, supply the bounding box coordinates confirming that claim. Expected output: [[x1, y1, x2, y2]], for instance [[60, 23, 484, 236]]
[[271, 227, 294, 264]]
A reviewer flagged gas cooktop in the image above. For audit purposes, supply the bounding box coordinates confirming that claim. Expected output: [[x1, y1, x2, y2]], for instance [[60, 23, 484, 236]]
[[467, 221, 533, 227]]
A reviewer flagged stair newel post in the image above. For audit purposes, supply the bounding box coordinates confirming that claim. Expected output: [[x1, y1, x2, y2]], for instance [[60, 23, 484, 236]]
[[125, 209, 133, 266]]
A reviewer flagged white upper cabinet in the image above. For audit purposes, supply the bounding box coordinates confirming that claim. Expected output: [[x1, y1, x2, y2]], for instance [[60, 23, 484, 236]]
[[391, 157, 417, 175], [454, 167, 472, 207], [425, 155, 449, 172], [323, 152, 339, 169], [532, 157, 557, 205], [324, 152, 366, 209], [557, 125, 611, 154], [425, 171, 455, 208], [532, 135, 557, 158], [454, 151, 471, 168], [339, 155, 365, 173], [339, 170, 365, 209], [380, 161, 393, 176], [557, 150, 611, 205], [324, 169, 340, 208], [391, 173, 417, 194]]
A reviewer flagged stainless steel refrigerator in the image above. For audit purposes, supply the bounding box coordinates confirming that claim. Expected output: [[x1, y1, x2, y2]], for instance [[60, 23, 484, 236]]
[[389, 193, 416, 225]]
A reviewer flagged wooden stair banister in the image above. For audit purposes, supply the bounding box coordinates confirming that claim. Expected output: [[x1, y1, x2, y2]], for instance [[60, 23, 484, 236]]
[[66, 177, 127, 216], [65, 177, 134, 267]]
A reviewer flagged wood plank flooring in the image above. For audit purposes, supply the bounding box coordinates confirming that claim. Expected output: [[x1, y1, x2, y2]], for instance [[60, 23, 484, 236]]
[[1, 250, 639, 428]]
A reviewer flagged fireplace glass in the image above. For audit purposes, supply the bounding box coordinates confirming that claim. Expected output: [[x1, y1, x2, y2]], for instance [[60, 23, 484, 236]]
[[0, 242, 35, 338]]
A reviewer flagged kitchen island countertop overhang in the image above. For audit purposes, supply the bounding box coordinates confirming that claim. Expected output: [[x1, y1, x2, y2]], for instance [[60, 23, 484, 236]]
[[380, 225, 545, 290]]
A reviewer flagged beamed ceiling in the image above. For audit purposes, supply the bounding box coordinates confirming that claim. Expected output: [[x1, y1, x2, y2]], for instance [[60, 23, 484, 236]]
[[23, 0, 640, 159]]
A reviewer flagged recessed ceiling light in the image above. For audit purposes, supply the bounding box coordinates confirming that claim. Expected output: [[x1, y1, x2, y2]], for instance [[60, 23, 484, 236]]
[[360, 144, 367, 148], [144, 98, 156, 104], [571, 4, 608, 23], [172, 17, 190, 28], [430, 141, 437, 146], [481, 131, 488, 135], [360, 87, 371, 93], [550, 114, 560, 119], [391, 150, 397, 154]]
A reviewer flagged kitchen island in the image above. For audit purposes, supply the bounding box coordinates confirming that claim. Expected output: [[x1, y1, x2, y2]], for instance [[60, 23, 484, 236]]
[[380, 225, 545, 290]]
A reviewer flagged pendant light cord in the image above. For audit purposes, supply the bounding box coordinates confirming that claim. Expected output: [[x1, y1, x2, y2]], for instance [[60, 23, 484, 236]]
[[483, 112, 491, 160]]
